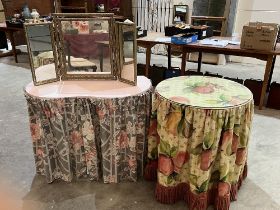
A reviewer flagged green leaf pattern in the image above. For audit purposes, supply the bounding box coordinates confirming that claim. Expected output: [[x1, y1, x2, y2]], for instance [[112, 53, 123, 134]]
[[147, 91, 254, 193], [156, 76, 253, 108]]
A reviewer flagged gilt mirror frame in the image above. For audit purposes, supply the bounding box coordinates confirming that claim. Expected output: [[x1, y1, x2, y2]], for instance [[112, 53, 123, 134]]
[[52, 13, 117, 81], [24, 22, 59, 86], [116, 22, 137, 86], [173, 5, 189, 24]]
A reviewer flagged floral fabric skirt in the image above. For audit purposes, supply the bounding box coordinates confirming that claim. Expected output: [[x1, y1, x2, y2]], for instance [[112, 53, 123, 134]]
[[25, 88, 152, 183]]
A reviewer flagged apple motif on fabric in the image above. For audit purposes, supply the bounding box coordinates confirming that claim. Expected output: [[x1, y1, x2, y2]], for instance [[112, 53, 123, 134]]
[[193, 83, 215, 94], [172, 151, 189, 173], [200, 149, 212, 171], [158, 154, 174, 176]]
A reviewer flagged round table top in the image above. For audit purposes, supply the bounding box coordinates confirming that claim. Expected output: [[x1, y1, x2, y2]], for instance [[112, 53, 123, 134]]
[[25, 76, 152, 99], [155, 76, 253, 109]]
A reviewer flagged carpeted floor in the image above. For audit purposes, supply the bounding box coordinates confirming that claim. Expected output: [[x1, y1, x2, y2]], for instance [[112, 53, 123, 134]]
[[0, 53, 280, 210]]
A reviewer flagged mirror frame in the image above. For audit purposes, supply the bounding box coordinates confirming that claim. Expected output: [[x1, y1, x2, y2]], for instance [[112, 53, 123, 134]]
[[173, 5, 189, 24], [116, 22, 137, 86], [24, 22, 59, 86], [52, 13, 117, 80]]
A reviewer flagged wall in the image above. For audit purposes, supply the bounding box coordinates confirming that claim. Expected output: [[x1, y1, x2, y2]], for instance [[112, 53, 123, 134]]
[[232, 0, 280, 66]]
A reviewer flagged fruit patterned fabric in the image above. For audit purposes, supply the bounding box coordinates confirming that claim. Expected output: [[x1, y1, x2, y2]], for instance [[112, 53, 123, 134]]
[[146, 76, 254, 210], [156, 76, 252, 108]]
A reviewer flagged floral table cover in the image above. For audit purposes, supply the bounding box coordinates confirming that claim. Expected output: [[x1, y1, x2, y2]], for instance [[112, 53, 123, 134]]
[[145, 76, 254, 210], [25, 84, 152, 184]]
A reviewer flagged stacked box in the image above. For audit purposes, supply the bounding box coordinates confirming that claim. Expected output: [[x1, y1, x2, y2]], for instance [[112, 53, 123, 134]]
[[240, 22, 279, 51]]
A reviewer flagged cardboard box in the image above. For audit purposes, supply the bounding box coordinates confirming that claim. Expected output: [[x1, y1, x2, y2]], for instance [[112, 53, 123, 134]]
[[240, 22, 279, 51]]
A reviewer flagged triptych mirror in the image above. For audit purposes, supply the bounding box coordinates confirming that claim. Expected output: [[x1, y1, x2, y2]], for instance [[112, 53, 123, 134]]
[[24, 23, 59, 85], [117, 22, 137, 85], [24, 13, 137, 86]]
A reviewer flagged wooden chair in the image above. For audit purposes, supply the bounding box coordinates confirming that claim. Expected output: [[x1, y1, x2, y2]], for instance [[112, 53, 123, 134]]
[[65, 41, 97, 72]]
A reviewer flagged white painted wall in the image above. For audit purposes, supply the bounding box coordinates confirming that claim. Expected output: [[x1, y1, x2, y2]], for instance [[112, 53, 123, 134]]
[[232, 0, 280, 66]]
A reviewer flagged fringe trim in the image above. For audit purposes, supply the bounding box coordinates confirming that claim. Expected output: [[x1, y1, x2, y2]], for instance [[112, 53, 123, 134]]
[[189, 191, 208, 210], [144, 160, 158, 181], [230, 184, 238, 201], [215, 194, 230, 210], [155, 173, 247, 210], [155, 183, 186, 204]]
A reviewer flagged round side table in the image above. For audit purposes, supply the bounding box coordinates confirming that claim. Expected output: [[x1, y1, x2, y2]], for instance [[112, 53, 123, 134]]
[[24, 76, 152, 183], [145, 76, 254, 210]]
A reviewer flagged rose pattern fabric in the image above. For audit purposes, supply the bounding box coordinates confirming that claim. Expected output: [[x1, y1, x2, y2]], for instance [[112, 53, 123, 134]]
[[146, 89, 254, 209], [25, 88, 152, 183]]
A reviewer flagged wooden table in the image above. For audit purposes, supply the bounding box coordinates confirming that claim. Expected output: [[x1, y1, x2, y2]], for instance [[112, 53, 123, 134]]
[[0, 23, 23, 63], [95, 40, 110, 72], [137, 32, 280, 110]]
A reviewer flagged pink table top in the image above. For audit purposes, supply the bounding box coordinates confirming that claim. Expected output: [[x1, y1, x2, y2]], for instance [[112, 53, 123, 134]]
[[25, 76, 152, 99]]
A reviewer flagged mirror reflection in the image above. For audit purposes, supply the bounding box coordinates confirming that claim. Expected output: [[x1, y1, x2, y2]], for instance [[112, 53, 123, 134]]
[[60, 19, 112, 74], [25, 23, 58, 85], [174, 5, 189, 23], [118, 23, 137, 85]]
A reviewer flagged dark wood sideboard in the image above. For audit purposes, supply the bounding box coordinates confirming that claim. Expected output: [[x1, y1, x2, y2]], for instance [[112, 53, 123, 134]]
[[1, 0, 55, 45]]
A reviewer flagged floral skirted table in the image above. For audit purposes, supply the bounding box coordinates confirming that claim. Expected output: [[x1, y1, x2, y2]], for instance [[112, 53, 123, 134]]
[[145, 76, 254, 210], [24, 76, 152, 183]]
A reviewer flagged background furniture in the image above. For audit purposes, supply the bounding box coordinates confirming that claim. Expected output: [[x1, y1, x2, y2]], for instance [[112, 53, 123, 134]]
[[24, 74, 152, 183], [0, 22, 23, 62], [173, 5, 189, 24], [137, 32, 280, 109], [54, 0, 133, 20], [191, 0, 232, 66], [191, 16, 226, 36], [91, 0, 133, 20], [63, 33, 109, 58], [55, 0, 88, 13], [1, 0, 54, 17], [145, 76, 254, 210], [0, 3, 8, 50], [190, 16, 227, 69], [95, 40, 109, 72], [192, 0, 231, 36], [1, 0, 55, 45], [65, 41, 97, 72]]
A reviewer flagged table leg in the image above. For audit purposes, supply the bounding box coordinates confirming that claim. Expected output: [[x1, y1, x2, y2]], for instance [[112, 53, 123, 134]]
[[267, 55, 276, 92], [197, 51, 202, 72], [99, 45, 103, 72], [259, 55, 274, 110], [180, 47, 187, 76], [145, 46, 151, 77], [8, 31, 18, 63], [167, 45, 171, 69]]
